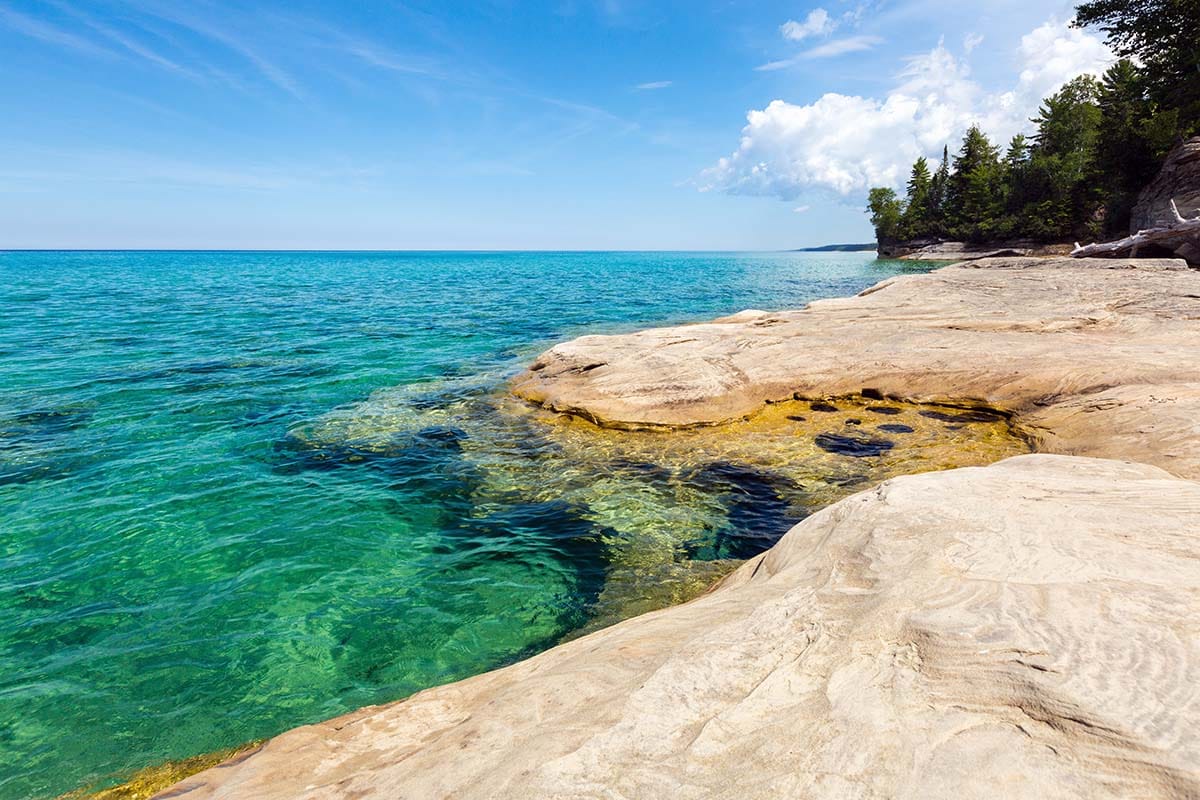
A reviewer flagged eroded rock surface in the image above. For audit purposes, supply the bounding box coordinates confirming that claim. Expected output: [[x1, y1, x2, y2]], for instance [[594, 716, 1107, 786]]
[[161, 257, 1200, 799], [161, 455, 1200, 799], [514, 257, 1200, 479]]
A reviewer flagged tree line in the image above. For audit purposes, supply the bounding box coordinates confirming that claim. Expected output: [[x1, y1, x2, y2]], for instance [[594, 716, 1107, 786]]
[[868, 0, 1198, 245]]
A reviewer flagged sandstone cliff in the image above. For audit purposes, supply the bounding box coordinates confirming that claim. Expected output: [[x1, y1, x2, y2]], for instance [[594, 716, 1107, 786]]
[[1132, 137, 1200, 233]]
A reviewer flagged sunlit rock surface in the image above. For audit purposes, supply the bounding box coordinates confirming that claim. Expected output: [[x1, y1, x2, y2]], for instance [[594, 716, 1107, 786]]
[[514, 257, 1200, 480], [163, 257, 1200, 798]]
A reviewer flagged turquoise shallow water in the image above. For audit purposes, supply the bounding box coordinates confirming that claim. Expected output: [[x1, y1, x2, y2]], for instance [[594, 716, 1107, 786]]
[[0, 250, 937, 798]]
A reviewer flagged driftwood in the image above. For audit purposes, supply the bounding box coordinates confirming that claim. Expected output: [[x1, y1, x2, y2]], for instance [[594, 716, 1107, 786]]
[[1072, 199, 1200, 260]]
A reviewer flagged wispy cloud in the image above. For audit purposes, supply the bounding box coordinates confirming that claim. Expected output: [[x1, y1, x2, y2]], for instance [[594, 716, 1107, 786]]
[[758, 6, 882, 70], [43, 1, 202, 80], [124, 2, 305, 99], [756, 58, 797, 72], [0, 4, 116, 58], [803, 35, 883, 58], [635, 80, 672, 90], [793, 205, 812, 213]]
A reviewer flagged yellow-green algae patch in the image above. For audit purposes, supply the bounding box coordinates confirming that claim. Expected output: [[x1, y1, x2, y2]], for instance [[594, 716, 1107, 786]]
[[290, 383, 1028, 631], [72, 390, 1027, 799], [60, 742, 261, 800]]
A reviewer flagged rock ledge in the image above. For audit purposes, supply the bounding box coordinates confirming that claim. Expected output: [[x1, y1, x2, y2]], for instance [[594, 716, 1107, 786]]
[[162, 257, 1200, 799]]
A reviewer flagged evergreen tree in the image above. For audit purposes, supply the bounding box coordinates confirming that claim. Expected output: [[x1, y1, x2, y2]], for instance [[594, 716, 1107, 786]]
[[900, 157, 933, 238], [999, 134, 1032, 237], [1075, 0, 1200, 134], [946, 125, 1002, 240], [1026, 76, 1104, 238], [928, 145, 950, 236], [1095, 58, 1174, 234]]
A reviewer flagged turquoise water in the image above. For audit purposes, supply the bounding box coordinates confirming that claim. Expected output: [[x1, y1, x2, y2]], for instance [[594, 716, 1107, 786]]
[[0, 250, 933, 798]]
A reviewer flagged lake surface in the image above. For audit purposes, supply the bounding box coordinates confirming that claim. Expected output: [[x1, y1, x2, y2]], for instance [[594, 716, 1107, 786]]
[[0, 250, 994, 798]]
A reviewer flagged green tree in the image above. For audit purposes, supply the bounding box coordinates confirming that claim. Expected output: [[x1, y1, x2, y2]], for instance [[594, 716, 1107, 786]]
[[1095, 58, 1177, 233], [946, 125, 1003, 240], [1025, 76, 1104, 238], [867, 187, 904, 242], [900, 156, 933, 238], [928, 145, 951, 235], [1075, 0, 1200, 134], [997, 134, 1032, 237]]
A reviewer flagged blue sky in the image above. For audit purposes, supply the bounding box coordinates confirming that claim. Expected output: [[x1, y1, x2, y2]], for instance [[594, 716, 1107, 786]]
[[0, 0, 1113, 249]]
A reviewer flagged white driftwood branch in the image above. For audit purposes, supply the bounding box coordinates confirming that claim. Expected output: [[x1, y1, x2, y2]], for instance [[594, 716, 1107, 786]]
[[1072, 199, 1200, 258]]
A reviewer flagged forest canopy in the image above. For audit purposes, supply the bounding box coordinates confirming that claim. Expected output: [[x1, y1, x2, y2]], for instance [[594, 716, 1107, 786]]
[[867, 1, 1198, 245]]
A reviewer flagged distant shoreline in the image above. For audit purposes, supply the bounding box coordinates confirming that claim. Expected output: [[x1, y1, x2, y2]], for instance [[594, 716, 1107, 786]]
[[790, 243, 877, 252]]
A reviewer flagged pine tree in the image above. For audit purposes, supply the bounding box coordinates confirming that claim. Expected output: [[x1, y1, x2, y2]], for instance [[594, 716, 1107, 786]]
[[946, 126, 1002, 240], [1027, 76, 1104, 238], [1096, 58, 1172, 234], [900, 157, 933, 238], [998, 134, 1032, 237], [928, 145, 950, 235], [1075, 0, 1200, 134]]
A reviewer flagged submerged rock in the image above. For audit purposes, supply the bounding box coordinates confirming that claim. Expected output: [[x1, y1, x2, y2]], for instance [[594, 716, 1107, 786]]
[[814, 432, 895, 458], [918, 408, 1005, 423], [683, 461, 804, 560]]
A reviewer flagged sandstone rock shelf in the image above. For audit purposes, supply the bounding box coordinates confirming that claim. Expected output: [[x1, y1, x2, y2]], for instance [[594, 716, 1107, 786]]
[[161, 257, 1200, 799], [514, 257, 1200, 481]]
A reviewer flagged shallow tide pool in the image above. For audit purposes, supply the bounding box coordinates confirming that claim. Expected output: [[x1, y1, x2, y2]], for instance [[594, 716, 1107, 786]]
[[0, 251, 1023, 798]]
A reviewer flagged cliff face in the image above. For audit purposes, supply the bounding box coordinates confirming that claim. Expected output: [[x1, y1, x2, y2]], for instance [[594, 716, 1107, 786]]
[[1132, 136, 1200, 232], [161, 258, 1200, 800]]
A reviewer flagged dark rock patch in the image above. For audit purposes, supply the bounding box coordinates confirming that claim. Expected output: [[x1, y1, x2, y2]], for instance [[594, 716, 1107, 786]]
[[786, 415, 807, 422], [685, 462, 806, 560], [877, 423, 915, 434], [810, 402, 839, 413], [918, 408, 1005, 423], [845, 419, 862, 426], [865, 406, 902, 416], [814, 433, 895, 458], [861, 388, 884, 400]]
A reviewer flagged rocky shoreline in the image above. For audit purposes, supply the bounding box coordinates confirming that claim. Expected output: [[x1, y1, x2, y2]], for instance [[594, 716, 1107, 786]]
[[158, 257, 1200, 798], [877, 240, 1074, 260]]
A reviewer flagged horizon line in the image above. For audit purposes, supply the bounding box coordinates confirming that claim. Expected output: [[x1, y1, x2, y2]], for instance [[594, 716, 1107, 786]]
[[0, 247, 876, 254]]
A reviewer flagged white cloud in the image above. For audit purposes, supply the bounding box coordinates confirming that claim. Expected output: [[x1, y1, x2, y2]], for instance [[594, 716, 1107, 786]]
[[963, 32, 984, 54], [793, 204, 812, 213], [803, 34, 883, 59], [756, 57, 798, 72], [781, 9, 833, 41], [703, 19, 1113, 201], [635, 80, 673, 90], [756, 34, 883, 70]]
